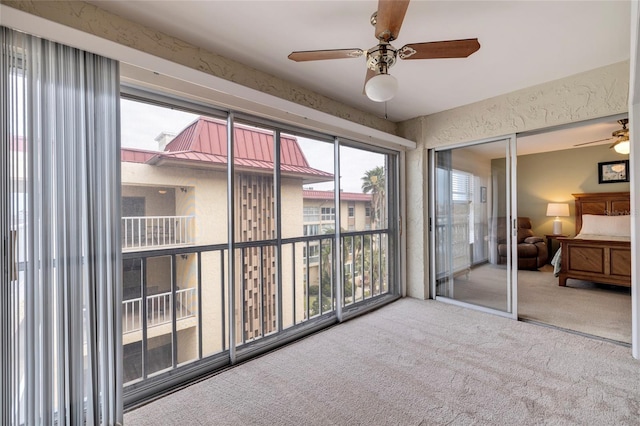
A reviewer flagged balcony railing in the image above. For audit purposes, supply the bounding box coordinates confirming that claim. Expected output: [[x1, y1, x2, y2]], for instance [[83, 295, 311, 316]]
[[122, 229, 390, 397], [122, 216, 195, 250], [122, 288, 197, 334]]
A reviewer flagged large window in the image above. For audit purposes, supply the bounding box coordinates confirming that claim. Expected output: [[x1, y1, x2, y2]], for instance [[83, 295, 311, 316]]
[[119, 93, 399, 407], [339, 145, 391, 306]]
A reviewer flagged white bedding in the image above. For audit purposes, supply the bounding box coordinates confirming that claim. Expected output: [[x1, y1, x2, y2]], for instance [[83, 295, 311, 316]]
[[574, 233, 631, 242], [551, 248, 562, 277], [580, 214, 631, 237]]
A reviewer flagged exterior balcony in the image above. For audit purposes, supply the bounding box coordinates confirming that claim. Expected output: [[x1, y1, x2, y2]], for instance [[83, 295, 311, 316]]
[[122, 288, 198, 345], [122, 215, 195, 252]]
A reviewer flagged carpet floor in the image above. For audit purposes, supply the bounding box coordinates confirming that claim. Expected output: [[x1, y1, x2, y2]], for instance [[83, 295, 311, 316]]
[[443, 263, 631, 343], [125, 298, 640, 425], [518, 265, 631, 343]]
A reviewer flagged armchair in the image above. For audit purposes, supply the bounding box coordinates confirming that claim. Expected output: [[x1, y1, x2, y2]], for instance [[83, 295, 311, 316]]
[[497, 217, 548, 270]]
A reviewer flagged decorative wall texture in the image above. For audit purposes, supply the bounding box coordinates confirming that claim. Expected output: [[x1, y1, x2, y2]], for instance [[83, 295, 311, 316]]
[[397, 117, 427, 298], [423, 61, 629, 148]]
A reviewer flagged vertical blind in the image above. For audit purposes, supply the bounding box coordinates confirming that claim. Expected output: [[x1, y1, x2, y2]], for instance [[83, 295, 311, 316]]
[[0, 26, 122, 425]]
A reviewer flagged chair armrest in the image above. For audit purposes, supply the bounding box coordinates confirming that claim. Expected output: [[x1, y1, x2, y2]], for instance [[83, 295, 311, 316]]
[[524, 236, 544, 244]]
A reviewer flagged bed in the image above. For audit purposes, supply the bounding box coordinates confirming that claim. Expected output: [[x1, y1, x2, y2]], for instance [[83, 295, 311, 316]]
[[555, 192, 631, 288]]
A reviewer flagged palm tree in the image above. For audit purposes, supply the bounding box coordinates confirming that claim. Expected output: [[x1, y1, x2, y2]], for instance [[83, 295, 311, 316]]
[[361, 167, 389, 296], [361, 166, 386, 229]]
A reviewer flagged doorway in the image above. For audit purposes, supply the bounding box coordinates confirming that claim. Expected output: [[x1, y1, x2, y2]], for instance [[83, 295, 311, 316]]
[[515, 116, 632, 344], [430, 136, 518, 318]]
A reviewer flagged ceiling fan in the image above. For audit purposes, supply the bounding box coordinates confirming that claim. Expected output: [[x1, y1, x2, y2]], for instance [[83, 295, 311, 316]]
[[573, 119, 630, 154], [287, 0, 480, 102]]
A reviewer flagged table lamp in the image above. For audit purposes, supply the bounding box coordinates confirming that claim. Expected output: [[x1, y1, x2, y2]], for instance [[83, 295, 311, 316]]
[[546, 203, 570, 235]]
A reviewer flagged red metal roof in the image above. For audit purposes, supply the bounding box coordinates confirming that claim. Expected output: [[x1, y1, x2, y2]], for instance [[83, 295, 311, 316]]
[[165, 116, 311, 167], [303, 190, 372, 202], [122, 117, 332, 183], [121, 148, 157, 163]]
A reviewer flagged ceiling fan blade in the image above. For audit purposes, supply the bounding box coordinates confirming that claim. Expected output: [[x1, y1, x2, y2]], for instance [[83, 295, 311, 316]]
[[399, 39, 480, 60], [573, 137, 612, 147], [375, 0, 410, 42], [288, 48, 364, 62], [363, 68, 376, 95]]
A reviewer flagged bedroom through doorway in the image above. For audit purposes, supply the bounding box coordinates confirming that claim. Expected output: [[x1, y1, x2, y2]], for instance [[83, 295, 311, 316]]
[[515, 115, 631, 344]]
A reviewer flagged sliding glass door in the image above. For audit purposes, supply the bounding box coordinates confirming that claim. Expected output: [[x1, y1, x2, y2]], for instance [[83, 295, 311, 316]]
[[430, 136, 517, 318]]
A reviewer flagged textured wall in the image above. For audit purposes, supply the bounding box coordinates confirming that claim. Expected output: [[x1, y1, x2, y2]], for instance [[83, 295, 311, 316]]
[[398, 117, 428, 299], [423, 61, 629, 148], [2, 0, 396, 135], [399, 61, 630, 299]]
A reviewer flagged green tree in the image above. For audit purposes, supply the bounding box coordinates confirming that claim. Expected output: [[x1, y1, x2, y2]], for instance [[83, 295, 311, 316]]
[[319, 227, 353, 306], [361, 166, 386, 229]]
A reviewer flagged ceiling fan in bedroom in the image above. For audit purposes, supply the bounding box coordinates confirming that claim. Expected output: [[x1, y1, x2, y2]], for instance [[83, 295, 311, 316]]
[[287, 0, 480, 102], [574, 119, 630, 155]]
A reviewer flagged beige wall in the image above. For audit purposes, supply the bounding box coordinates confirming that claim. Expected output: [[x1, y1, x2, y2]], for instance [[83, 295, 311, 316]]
[[400, 61, 630, 299], [122, 163, 228, 245], [122, 186, 176, 217], [122, 162, 307, 346], [517, 144, 630, 238]]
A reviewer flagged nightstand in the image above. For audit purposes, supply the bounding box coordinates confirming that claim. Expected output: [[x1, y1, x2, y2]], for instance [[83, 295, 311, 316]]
[[545, 234, 568, 262]]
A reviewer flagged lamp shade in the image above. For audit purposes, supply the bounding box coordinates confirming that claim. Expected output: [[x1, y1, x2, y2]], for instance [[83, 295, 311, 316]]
[[613, 139, 630, 155], [365, 74, 398, 102], [546, 203, 570, 217]]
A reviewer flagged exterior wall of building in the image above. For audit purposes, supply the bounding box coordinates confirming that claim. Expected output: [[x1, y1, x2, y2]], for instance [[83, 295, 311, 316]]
[[399, 61, 630, 299], [122, 186, 176, 216], [121, 163, 229, 245], [302, 197, 371, 234], [122, 163, 308, 346], [280, 178, 305, 327], [235, 173, 276, 341]]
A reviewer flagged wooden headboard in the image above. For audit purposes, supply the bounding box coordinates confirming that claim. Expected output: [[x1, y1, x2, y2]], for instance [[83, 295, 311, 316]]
[[572, 192, 631, 234]]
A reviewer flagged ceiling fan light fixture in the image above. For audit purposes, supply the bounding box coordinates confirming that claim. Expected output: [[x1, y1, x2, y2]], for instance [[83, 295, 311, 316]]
[[611, 118, 630, 154], [612, 138, 630, 155], [365, 73, 398, 102]]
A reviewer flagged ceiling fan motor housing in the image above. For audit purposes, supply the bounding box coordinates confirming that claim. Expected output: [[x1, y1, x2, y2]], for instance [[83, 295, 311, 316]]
[[367, 43, 397, 74]]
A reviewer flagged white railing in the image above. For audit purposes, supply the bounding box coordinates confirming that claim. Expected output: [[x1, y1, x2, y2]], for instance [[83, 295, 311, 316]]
[[122, 288, 197, 334], [122, 216, 194, 250]]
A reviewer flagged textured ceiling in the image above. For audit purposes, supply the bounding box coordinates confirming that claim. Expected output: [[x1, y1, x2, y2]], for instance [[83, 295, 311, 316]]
[[89, 0, 630, 123]]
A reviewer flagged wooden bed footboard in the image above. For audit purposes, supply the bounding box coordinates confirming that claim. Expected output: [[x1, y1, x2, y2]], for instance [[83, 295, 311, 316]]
[[558, 237, 631, 287]]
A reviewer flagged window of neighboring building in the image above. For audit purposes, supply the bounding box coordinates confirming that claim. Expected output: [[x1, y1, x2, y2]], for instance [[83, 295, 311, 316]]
[[321, 207, 335, 221], [304, 224, 320, 236], [348, 206, 354, 217], [303, 206, 320, 222], [302, 244, 320, 264], [365, 206, 371, 217]]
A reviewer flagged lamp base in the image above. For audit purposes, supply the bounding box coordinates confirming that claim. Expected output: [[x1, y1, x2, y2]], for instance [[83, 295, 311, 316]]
[[552, 219, 562, 235]]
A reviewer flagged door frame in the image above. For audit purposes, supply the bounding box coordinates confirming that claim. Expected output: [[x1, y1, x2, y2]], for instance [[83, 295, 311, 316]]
[[428, 134, 518, 320], [628, 0, 639, 360]]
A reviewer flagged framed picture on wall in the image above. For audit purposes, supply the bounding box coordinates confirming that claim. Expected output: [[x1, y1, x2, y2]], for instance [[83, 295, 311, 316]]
[[598, 160, 629, 184]]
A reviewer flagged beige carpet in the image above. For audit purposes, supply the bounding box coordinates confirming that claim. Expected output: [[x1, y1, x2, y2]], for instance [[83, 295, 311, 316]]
[[125, 298, 640, 425], [447, 263, 631, 343], [519, 265, 631, 344]]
